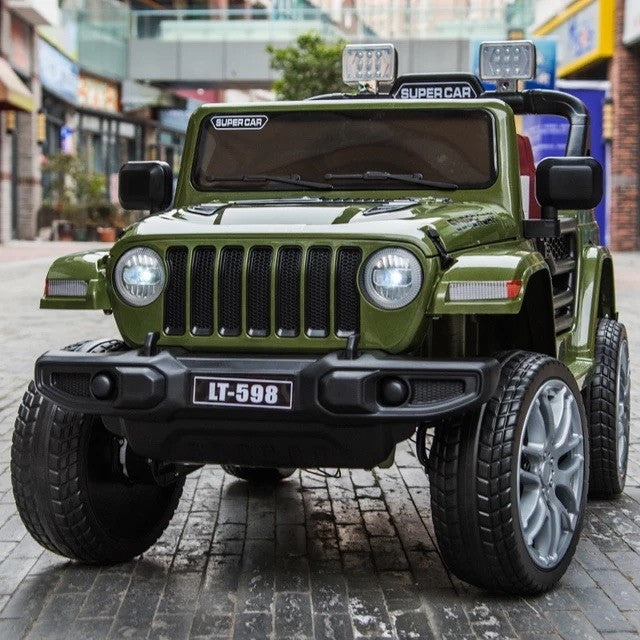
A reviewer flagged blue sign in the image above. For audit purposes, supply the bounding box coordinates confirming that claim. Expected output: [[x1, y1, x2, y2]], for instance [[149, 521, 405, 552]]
[[60, 125, 74, 154], [522, 84, 608, 244], [159, 98, 203, 133], [37, 38, 79, 103], [470, 39, 557, 91]]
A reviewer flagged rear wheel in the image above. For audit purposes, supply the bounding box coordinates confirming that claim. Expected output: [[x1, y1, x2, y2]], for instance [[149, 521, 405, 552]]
[[222, 465, 295, 483], [430, 351, 589, 594], [11, 340, 184, 564], [585, 318, 630, 498]]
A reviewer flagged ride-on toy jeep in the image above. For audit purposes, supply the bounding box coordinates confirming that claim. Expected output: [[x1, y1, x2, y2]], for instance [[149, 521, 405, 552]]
[[12, 41, 629, 595]]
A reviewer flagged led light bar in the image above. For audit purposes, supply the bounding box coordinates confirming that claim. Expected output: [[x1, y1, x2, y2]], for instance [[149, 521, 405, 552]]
[[342, 44, 397, 86], [479, 40, 536, 82], [448, 280, 522, 302], [46, 279, 88, 297]]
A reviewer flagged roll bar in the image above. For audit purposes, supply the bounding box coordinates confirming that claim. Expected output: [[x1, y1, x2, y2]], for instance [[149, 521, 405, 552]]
[[308, 86, 591, 159], [481, 89, 590, 157]]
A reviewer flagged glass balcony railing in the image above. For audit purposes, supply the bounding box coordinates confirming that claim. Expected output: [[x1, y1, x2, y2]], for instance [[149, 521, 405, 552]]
[[132, 8, 344, 42], [49, 1, 520, 80], [58, 0, 130, 80], [130, 6, 507, 42]]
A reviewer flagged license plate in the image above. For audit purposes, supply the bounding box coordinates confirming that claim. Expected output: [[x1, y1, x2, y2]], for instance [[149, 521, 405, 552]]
[[192, 376, 293, 409]]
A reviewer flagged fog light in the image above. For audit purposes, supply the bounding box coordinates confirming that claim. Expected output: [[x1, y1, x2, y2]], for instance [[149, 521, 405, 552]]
[[379, 377, 409, 407], [90, 372, 115, 399]]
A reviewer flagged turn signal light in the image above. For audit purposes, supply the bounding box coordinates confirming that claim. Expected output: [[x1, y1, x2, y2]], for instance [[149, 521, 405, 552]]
[[448, 280, 522, 301], [45, 279, 89, 297]]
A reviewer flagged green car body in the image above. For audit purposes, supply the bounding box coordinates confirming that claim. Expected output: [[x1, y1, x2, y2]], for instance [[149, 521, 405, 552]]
[[41, 97, 613, 393], [19, 44, 627, 595]]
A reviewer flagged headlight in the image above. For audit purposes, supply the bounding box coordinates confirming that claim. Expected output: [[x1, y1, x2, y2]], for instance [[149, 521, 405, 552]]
[[114, 247, 165, 307], [362, 247, 423, 309]]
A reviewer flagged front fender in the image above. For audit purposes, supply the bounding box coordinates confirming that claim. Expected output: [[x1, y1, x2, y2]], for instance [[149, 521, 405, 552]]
[[571, 245, 615, 357], [429, 241, 549, 315], [40, 250, 111, 310]]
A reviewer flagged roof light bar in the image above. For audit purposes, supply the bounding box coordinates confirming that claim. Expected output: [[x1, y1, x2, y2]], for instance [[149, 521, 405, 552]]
[[342, 44, 397, 91], [479, 40, 536, 92], [448, 280, 522, 302]]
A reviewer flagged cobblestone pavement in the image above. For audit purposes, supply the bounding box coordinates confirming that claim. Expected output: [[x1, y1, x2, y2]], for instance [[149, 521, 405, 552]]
[[0, 246, 639, 640]]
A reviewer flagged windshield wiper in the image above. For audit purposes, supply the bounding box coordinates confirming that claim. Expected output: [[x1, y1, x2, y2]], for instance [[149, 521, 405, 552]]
[[206, 174, 333, 190], [324, 171, 458, 191]]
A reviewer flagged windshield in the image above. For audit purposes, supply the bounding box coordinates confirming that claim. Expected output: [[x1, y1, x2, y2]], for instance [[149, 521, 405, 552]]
[[192, 108, 496, 191]]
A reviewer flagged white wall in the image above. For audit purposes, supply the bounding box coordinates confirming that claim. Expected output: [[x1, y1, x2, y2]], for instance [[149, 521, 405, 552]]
[[533, 0, 574, 30], [6, 0, 59, 26]]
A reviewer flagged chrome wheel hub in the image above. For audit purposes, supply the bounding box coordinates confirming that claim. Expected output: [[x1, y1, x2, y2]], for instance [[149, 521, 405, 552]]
[[517, 379, 585, 569], [616, 340, 631, 480]]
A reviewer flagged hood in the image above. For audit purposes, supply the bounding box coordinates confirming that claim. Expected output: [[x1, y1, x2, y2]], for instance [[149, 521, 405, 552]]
[[124, 197, 518, 257]]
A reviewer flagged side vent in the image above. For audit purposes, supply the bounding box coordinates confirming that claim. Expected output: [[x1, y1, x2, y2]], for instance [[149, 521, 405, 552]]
[[536, 219, 577, 334]]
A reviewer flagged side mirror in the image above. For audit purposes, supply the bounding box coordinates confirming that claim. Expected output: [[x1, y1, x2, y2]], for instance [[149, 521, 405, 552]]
[[536, 156, 603, 212], [118, 161, 173, 213]]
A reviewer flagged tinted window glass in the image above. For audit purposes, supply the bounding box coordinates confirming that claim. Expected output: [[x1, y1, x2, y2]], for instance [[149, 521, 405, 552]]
[[193, 109, 496, 191]]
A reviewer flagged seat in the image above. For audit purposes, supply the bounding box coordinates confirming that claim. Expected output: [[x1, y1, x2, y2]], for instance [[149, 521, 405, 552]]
[[517, 134, 541, 219]]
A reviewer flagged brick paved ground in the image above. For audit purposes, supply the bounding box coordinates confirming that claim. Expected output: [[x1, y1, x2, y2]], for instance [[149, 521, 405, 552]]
[[0, 244, 639, 640]]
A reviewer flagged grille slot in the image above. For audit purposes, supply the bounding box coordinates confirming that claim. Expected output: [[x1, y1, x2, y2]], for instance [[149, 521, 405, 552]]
[[335, 247, 362, 337], [276, 247, 302, 337], [191, 247, 215, 336], [409, 379, 465, 406], [51, 372, 92, 397], [305, 247, 332, 338], [247, 247, 273, 337], [218, 247, 244, 336], [164, 246, 188, 335]]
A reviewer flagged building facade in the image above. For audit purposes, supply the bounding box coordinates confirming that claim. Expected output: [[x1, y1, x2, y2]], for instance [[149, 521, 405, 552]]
[[532, 0, 640, 251], [0, 0, 57, 242], [611, 0, 640, 250], [0, 0, 194, 244]]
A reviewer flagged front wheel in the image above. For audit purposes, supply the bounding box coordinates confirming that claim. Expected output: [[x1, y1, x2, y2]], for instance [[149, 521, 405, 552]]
[[11, 340, 184, 564], [430, 351, 589, 594]]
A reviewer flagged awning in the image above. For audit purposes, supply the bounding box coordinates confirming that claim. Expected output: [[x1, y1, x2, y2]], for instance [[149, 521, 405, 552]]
[[0, 57, 34, 112]]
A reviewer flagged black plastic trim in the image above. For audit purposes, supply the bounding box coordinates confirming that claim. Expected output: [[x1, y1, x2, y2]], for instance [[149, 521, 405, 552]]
[[35, 348, 500, 426]]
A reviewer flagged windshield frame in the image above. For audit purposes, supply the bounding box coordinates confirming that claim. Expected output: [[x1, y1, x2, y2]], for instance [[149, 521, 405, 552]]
[[190, 106, 499, 193]]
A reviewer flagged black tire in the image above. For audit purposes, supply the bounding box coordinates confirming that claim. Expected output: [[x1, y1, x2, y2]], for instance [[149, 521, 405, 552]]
[[585, 318, 630, 499], [222, 465, 295, 483], [11, 339, 184, 564], [430, 351, 589, 594]]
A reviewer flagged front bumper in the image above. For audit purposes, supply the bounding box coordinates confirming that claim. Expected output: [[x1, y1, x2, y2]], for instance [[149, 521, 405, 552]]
[[35, 348, 500, 467]]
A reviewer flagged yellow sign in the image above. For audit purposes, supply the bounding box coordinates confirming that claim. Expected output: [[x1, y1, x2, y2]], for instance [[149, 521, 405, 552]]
[[535, 0, 614, 77]]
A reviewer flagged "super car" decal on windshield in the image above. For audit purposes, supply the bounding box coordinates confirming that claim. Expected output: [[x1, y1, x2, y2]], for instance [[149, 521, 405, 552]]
[[211, 115, 268, 130]]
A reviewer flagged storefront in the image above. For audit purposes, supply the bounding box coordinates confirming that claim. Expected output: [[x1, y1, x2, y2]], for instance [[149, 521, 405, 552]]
[[38, 38, 149, 209], [534, 0, 640, 251], [535, 0, 615, 78], [0, 7, 40, 242]]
